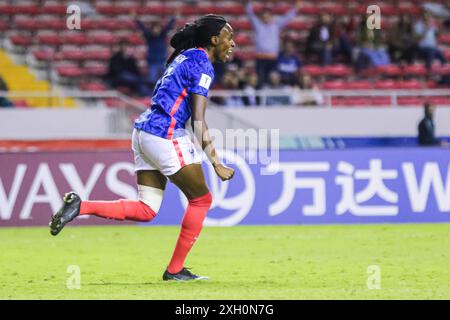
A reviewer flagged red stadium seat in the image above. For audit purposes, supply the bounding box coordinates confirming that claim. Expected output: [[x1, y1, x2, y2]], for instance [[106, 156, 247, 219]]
[[213, 4, 245, 15], [300, 6, 320, 15], [234, 51, 257, 61], [60, 50, 86, 62], [80, 82, 107, 92], [86, 49, 112, 61], [374, 80, 397, 90], [344, 81, 372, 90], [332, 97, 372, 107], [322, 81, 345, 90], [286, 20, 313, 30], [0, 20, 7, 32], [403, 64, 427, 76], [0, 5, 14, 15], [15, 19, 39, 31], [322, 64, 352, 77], [37, 34, 61, 46], [428, 96, 450, 105], [63, 34, 89, 46], [84, 64, 107, 77], [40, 19, 66, 31], [139, 5, 170, 15], [57, 66, 83, 78], [431, 64, 450, 75], [439, 34, 450, 45], [231, 20, 252, 30], [127, 34, 145, 46], [371, 96, 392, 106], [397, 97, 424, 106], [396, 80, 423, 90], [12, 99, 30, 108], [12, 4, 40, 15], [323, 4, 346, 15], [234, 34, 252, 46], [10, 35, 33, 47], [33, 50, 57, 62], [301, 65, 323, 76], [42, 4, 67, 15], [344, 97, 373, 107], [89, 33, 117, 46], [376, 64, 402, 77], [272, 4, 292, 15]]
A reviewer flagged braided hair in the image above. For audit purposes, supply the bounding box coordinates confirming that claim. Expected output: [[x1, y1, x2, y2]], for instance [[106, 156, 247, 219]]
[[167, 14, 228, 66]]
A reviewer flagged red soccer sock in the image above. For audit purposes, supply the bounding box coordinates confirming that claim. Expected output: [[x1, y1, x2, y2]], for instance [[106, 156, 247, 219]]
[[80, 199, 156, 222], [167, 192, 212, 274]]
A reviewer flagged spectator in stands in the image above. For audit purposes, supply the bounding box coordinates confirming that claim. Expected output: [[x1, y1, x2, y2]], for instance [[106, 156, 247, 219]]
[[245, 0, 301, 87], [292, 73, 324, 106], [355, 15, 390, 71], [277, 41, 301, 85], [414, 10, 446, 70], [305, 14, 334, 65], [0, 76, 13, 108], [220, 71, 245, 107], [242, 73, 260, 106], [105, 41, 150, 96], [418, 102, 447, 146], [388, 14, 415, 64], [134, 12, 177, 84], [262, 71, 291, 106], [331, 17, 354, 64]]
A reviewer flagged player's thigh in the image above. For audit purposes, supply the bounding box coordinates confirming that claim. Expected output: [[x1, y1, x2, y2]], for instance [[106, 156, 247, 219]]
[[137, 170, 167, 190], [168, 163, 209, 200]]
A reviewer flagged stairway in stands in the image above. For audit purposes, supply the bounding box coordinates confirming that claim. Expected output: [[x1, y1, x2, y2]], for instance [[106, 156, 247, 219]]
[[0, 49, 76, 108]]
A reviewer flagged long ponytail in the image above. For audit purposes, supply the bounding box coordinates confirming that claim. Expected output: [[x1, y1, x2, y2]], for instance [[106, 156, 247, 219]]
[[167, 14, 227, 66]]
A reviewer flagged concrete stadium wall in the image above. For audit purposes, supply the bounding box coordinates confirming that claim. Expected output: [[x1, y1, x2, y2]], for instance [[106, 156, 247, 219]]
[[0, 108, 119, 139], [1, 106, 450, 139], [208, 107, 450, 137]]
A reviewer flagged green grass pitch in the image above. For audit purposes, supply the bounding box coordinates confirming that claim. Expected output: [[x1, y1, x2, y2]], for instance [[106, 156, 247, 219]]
[[0, 224, 449, 299]]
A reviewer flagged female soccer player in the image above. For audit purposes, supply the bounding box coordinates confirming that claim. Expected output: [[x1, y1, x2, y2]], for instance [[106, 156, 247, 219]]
[[49, 14, 236, 281]]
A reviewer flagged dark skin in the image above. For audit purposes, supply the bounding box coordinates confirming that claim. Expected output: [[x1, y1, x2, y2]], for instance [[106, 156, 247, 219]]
[[137, 23, 236, 200]]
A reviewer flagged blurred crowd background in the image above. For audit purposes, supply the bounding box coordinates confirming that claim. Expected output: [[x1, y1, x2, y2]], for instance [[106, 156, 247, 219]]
[[1, 0, 450, 109]]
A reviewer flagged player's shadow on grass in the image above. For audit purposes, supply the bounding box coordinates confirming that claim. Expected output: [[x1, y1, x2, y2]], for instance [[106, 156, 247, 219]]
[[85, 281, 160, 286]]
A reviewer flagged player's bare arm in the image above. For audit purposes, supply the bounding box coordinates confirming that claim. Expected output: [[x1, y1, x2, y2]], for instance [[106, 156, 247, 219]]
[[191, 93, 235, 181]]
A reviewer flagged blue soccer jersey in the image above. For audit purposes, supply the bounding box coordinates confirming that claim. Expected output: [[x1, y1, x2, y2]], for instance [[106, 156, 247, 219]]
[[134, 48, 215, 139]]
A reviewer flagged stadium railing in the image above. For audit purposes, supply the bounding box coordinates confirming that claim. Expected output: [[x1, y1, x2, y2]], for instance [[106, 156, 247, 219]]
[[2, 88, 450, 108]]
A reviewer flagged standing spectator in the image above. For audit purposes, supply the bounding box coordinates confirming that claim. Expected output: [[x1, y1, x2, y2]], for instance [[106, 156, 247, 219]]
[[0, 76, 13, 108], [331, 17, 353, 64], [388, 14, 415, 64], [418, 102, 448, 146], [305, 13, 334, 65], [105, 41, 150, 96], [414, 11, 446, 70], [134, 13, 177, 84], [277, 41, 301, 85], [245, 0, 300, 86]]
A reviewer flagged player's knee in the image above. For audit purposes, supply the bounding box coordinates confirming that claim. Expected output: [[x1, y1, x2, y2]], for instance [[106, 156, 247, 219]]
[[138, 185, 164, 217], [188, 191, 212, 209]]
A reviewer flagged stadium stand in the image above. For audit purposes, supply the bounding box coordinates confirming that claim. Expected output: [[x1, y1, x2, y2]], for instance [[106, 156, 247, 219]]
[[0, 0, 449, 108]]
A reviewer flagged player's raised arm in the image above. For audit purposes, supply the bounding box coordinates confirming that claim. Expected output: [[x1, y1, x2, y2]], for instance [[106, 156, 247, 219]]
[[191, 93, 234, 181]]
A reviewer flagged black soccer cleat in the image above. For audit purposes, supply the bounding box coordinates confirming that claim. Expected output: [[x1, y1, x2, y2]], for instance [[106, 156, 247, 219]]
[[49, 192, 81, 236], [162, 268, 209, 281]]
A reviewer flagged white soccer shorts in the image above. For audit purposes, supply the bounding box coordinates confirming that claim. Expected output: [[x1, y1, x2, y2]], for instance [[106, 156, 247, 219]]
[[132, 129, 202, 177]]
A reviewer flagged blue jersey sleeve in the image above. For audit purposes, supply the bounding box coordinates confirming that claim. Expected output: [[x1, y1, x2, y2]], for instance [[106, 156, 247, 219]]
[[184, 58, 214, 97]]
